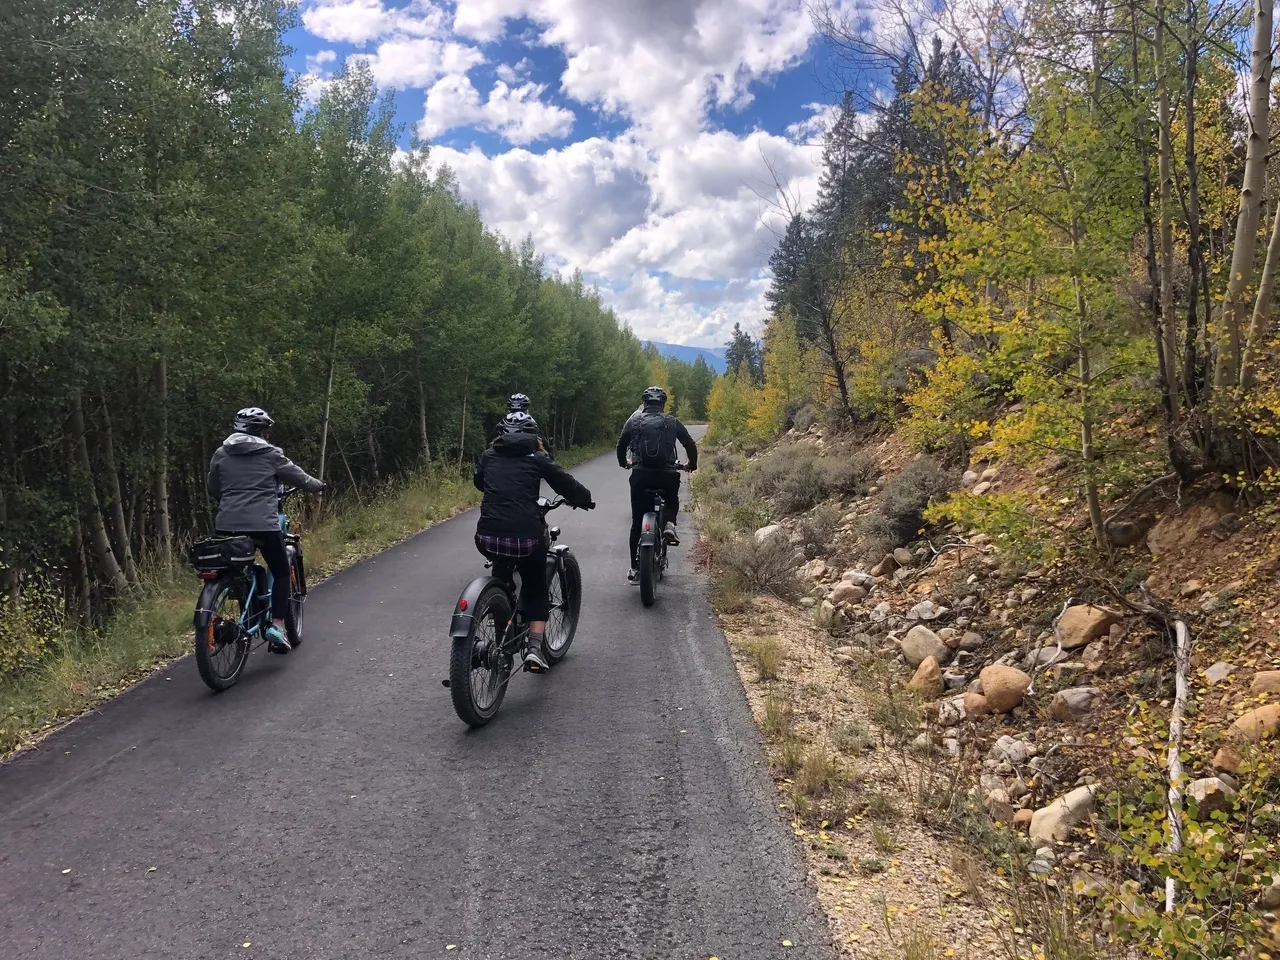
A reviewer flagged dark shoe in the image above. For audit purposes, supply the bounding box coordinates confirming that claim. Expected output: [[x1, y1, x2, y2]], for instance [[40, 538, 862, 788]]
[[265, 623, 292, 655], [524, 633, 549, 673], [663, 522, 680, 546], [627, 567, 640, 585]]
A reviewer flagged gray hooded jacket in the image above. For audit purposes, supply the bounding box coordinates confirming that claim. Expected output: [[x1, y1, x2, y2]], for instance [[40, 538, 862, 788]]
[[207, 433, 324, 532]]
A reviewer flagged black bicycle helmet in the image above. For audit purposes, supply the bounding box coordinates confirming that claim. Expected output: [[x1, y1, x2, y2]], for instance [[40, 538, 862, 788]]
[[507, 392, 531, 413], [641, 385, 667, 408], [232, 406, 274, 436], [499, 411, 539, 436]]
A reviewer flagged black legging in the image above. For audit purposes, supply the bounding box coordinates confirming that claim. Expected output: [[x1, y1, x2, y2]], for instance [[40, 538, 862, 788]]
[[629, 469, 680, 565], [476, 538, 550, 622], [219, 529, 290, 619]]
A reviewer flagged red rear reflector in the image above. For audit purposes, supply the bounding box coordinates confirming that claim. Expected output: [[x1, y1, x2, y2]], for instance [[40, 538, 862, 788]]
[[198, 572, 218, 580], [644, 523, 651, 531], [459, 598, 468, 611]]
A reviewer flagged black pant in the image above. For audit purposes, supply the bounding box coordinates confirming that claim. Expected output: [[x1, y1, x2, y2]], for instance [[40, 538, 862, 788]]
[[219, 529, 290, 619], [476, 538, 550, 622], [629, 470, 680, 565]]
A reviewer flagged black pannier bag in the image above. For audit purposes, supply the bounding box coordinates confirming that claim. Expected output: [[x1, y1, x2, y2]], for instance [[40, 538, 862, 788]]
[[187, 536, 257, 573]]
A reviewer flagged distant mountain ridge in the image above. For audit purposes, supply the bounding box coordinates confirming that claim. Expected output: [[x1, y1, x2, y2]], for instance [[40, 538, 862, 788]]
[[644, 341, 728, 373]]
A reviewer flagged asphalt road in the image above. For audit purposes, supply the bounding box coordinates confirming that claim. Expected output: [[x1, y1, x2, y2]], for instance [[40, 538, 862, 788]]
[[0, 433, 834, 960]]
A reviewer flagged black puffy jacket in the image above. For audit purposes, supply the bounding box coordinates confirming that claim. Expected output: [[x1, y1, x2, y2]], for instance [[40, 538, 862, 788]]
[[473, 433, 593, 539]]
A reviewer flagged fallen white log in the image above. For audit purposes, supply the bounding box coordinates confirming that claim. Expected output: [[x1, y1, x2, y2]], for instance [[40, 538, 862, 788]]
[[1165, 619, 1191, 913]]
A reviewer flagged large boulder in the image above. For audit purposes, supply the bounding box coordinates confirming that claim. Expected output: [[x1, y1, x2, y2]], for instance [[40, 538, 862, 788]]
[[1029, 785, 1099, 843], [908, 656, 945, 701], [1250, 671, 1280, 696], [979, 665, 1032, 714], [830, 582, 868, 605], [754, 523, 785, 544], [1050, 686, 1103, 722], [901, 625, 952, 668], [1213, 703, 1280, 773], [1186, 777, 1237, 817], [1058, 605, 1123, 650]]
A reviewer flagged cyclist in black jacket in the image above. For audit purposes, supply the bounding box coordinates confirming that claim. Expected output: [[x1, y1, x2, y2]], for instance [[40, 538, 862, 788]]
[[474, 412, 593, 671], [487, 393, 555, 458], [616, 386, 697, 585]]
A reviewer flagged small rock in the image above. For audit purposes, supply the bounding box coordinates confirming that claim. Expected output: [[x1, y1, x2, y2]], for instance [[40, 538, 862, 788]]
[[1021, 587, 1042, 603], [1250, 670, 1280, 696], [1212, 703, 1280, 772], [1106, 520, 1146, 547], [1260, 879, 1280, 909], [830, 582, 868, 604], [972, 481, 992, 496], [943, 671, 967, 691], [980, 467, 998, 482], [1205, 661, 1236, 685], [800, 558, 829, 580], [1186, 777, 1237, 817], [1027, 859, 1052, 876], [1199, 594, 1223, 614], [1029, 785, 1099, 843], [1180, 579, 1205, 598], [1008, 777, 1030, 800], [815, 600, 838, 629], [1052, 662, 1086, 681], [943, 738, 961, 758], [1058, 605, 1123, 650], [870, 558, 891, 577], [799, 597, 817, 608], [754, 523, 785, 544], [892, 547, 914, 567], [1034, 846, 1056, 862], [1050, 686, 1103, 722], [961, 470, 979, 487], [964, 690, 991, 716], [908, 600, 940, 621], [901, 625, 953, 668], [986, 794, 1016, 824], [844, 571, 879, 588], [1013, 809, 1034, 831], [908, 656, 945, 701], [957, 631, 983, 652], [1082, 641, 1107, 672], [1023, 646, 1069, 671], [988, 735, 1033, 766], [893, 567, 912, 583], [869, 601, 892, 623]]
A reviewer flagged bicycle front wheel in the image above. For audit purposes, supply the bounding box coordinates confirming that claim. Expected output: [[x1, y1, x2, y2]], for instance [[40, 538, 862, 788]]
[[286, 554, 304, 648], [449, 585, 513, 727], [543, 551, 581, 664], [194, 575, 251, 692]]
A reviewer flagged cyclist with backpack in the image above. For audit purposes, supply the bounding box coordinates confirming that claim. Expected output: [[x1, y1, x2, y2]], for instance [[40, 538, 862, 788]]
[[207, 407, 325, 654], [616, 386, 698, 585], [488, 393, 555, 458], [474, 411, 594, 672]]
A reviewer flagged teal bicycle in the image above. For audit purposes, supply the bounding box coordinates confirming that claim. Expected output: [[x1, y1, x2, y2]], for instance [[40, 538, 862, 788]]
[[187, 485, 308, 691]]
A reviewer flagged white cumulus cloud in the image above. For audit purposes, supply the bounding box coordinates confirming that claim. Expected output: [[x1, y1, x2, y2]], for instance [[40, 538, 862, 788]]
[[421, 76, 575, 144]]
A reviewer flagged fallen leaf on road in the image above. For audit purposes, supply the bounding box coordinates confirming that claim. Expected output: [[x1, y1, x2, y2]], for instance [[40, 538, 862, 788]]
[[61, 868, 71, 874], [782, 939, 793, 947], [446, 946, 456, 951], [242, 943, 251, 948], [147, 867, 157, 873]]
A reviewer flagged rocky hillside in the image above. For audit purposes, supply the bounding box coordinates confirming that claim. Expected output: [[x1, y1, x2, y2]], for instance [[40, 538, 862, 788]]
[[692, 424, 1279, 960]]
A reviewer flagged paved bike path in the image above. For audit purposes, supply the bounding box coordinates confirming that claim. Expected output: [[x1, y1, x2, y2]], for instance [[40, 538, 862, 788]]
[[0, 434, 835, 960]]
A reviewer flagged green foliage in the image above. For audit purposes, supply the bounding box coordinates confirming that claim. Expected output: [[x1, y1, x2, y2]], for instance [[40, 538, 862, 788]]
[[716, 534, 798, 598], [0, 1, 652, 670], [875, 457, 955, 547], [925, 491, 1060, 567]]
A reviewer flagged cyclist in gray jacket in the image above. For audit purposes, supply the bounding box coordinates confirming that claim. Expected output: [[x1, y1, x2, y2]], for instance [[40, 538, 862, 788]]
[[207, 407, 325, 653]]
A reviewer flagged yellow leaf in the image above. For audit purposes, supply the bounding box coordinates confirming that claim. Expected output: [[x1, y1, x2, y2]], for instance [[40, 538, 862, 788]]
[[61, 868, 71, 875], [782, 940, 794, 948], [242, 944, 251, 949], [446, 947, 457, 952], [147, 866, 157, 874]]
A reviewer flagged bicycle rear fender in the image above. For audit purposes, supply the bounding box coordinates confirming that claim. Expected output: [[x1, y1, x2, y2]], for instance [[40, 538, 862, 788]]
[[450, 575, 502, 639], [193, 575, 232, 632], [639, 510, 661, 549], [286, 535, 307, 596]]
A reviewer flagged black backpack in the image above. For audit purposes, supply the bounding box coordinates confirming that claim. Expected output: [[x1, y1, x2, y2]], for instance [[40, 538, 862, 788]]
[[634, 411, 676, 468]]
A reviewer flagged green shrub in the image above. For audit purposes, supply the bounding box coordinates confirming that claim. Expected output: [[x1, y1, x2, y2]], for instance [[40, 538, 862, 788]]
[[795, 504, 841, 559], [877, 456, 955, 546]]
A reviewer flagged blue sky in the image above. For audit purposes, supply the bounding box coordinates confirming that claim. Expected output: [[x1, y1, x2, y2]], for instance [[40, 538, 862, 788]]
[[287, 0, 847, 348]]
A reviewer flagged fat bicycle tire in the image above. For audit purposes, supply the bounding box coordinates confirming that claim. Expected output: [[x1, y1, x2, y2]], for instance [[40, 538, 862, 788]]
[[543, 550, 582, 664], [194, 575, 251, 692], [639, 542, 658, 607], [449, 584, 514, 727]]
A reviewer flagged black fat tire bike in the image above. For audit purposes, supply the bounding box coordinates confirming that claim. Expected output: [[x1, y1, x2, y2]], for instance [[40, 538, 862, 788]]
[[632, 463, 688, 608], [187, 486, 309, 692], [445, 497, 584, 727]]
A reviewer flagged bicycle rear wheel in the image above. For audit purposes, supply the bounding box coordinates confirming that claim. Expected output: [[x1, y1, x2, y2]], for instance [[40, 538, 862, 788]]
[[543, 551, 581, 664], [194, 575, 251, 692], [449, 585, 513, 727], [639, 542, 657, 607]]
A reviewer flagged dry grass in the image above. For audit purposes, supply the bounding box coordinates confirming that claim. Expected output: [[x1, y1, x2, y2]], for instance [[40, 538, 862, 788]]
[[746, 635, 786, 681], [762, 694, 793, 739]]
